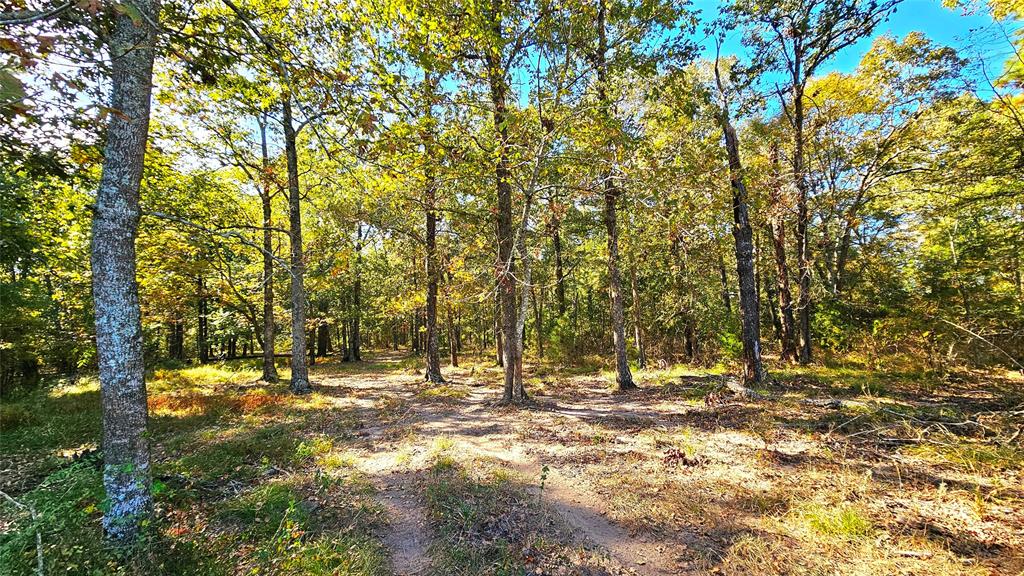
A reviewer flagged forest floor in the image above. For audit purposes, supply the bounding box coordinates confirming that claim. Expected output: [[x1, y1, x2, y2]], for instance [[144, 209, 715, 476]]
[[1, 351, 1022, 575]]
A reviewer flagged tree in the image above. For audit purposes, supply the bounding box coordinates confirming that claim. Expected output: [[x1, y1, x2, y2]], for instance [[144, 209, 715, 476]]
[[595, 0, 636, 390], [89, 0, 160, 544], [729, 0, 903, 363], [713, 55, 766, 385]]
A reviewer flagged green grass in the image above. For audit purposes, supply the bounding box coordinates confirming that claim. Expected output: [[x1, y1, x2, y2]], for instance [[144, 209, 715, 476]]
[[416, 384, 469, 401], [800, 504, 873, 539], [422, 453, 580, 575], [0, 361, 389, 576], [217, 481, 310, 539]]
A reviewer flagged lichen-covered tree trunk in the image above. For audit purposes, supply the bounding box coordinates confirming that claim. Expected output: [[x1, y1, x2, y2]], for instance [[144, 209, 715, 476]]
[[282, 95, 311, 394], [258, 118, 279, 382], [597, 0, 635, 391], [90, 0, 159, 545]]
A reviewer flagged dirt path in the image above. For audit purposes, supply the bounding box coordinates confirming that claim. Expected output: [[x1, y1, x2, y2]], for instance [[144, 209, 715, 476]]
[[377, 473, 430, 576], [323, 356, 696, 576]]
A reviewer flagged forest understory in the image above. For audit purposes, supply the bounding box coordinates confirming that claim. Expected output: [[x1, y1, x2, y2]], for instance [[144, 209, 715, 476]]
[[2, 352, 1021, 576]]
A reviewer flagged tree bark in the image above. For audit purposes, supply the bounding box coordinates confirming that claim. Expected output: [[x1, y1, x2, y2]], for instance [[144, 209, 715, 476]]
[[494, 285, 503, 367], [597, 0, 635, 391], [282, 95, 311, 393], [769, 144, 798, 363], [90, 0, 158, 544], [715, 82, 765, 385], [552, 214, 566, 316], [258, 117, 279, 382], [351, 223, 362, 361], [629, 265, 646, 370], [792, 79, 813, 364], [760, 229, 782, 340], [447, 303, 458, 367], [532, 284, 544, 358], [717, 243, 732, 314], [423, 81, 444, 382], [197, 276, 209, 363], [487, 12, 526, 403]]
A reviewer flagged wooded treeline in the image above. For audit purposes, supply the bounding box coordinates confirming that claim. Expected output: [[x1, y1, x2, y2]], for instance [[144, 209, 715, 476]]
[[2, 0, 1022, 546]]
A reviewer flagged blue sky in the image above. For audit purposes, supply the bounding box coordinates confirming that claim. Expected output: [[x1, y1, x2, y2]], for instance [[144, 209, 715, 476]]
[[692, 0, 1005, 74]]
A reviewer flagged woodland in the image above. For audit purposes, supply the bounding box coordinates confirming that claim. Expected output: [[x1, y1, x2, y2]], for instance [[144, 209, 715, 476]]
[[1, 0, 1023, 574]]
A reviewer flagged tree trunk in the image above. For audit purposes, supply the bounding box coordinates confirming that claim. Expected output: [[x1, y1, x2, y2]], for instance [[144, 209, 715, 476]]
[[317, 321, 330, 357], [769, 144, 798, 363], [197, 276, 209, 363], [424, 93, 444, 382], [532, 284, 544, 359], [282, 95, 311, 394], [792, 81, 813, 364], [552, 214, 566, 316], [258, 118, 279, 382], [341, 312, 350, 361], [629, 265, 647, 370], [447, 303, 458, 367], [760, 230, 782, 341], [597, 0, 635, 391], [90, 0, 158, 544], [494, 286, 503, 367], [487, 6, 525, 403], [351, 223, 362, 361], [716, 92, 765, 385], [717, 243, 732, 314]]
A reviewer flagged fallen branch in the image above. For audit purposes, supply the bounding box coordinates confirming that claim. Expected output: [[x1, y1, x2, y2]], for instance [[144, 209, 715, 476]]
[[721, 376, 765, 400], [802, 397, 868, 410], [0, 489, 44, 576]]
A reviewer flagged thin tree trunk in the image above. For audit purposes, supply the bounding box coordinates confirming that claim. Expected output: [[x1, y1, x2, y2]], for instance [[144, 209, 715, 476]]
[[532, 284, 544, 359], [352, 223, 362, 361], [258, 117, 279, 382], [948, 225, 972, 322], [197, 276, 209, 363], [769, 144, 798, 363], [486, 10, 525, 403], [424, 82, 444, 381], [717, 243, 732, 314], [494, 285, 503, 367], [282, 95, 311, 393], [760, 229, 782, 340], [597, 0, 634, 391], [714, 71, 765, 385], [552, 215, 566, 316], [630, 265, 646, 370], [792, 80, 813, 364], [447, 303, 458, 367], [90, 0, 158, 544]]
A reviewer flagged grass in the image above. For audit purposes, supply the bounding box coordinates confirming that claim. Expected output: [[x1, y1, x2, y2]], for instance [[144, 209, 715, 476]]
[[422, 455, 588, 575], [799, 503, 874, 539], [416, 384, 469, 401], [2, 353, 1021, 575], [0, 360, 387, 576]]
